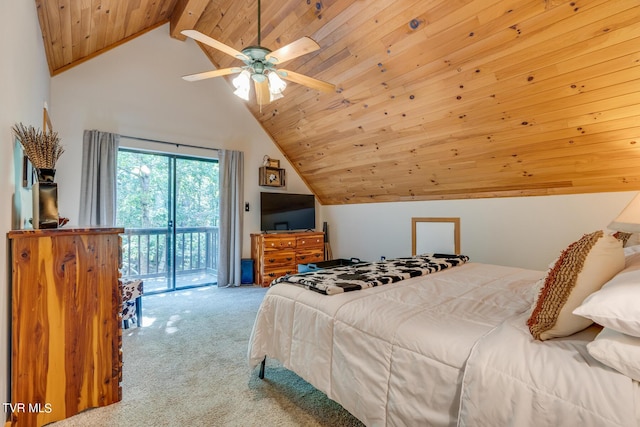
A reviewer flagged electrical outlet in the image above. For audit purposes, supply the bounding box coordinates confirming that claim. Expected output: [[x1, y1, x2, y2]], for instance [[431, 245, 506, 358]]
[[245, 202, 250, 212]]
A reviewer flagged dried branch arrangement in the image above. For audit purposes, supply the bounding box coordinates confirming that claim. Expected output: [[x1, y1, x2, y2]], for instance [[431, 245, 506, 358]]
[[12, 122, 64, 169]]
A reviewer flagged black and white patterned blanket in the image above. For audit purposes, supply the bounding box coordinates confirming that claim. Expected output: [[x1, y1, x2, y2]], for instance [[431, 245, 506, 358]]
[[272, 253, 470, 295]]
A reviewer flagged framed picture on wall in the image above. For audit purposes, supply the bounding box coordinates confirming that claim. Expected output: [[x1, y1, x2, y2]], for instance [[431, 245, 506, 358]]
[[20, 142, 34, 188], [259, 166, 285, 187]]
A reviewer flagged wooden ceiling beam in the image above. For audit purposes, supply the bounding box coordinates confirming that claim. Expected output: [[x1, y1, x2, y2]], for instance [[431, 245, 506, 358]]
[[170, 0, 209, 40]]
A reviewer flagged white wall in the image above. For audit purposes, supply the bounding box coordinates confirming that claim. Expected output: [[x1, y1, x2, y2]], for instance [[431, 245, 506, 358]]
[[0, 1, 50, 409], [321, 191, 638, 271], [50, 24, 311, 257]]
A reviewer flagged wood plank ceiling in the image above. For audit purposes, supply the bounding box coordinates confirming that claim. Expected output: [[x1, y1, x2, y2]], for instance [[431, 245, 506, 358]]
[[36, 0, 640, 205]]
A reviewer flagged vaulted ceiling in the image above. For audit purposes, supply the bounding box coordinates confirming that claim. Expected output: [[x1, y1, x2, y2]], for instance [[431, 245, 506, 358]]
[[35, 0, 640, 205]]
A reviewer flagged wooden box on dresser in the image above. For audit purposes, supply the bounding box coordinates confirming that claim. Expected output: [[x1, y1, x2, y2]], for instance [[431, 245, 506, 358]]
[[6, 227, 125, 427], [251, 232, 324, 287]]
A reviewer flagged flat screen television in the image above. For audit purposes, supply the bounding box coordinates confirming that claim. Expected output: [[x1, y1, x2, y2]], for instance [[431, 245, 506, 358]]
[[260, 192, 316, 232]]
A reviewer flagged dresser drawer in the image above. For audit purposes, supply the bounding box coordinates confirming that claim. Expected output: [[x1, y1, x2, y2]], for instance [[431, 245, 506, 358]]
[[262, 266, 297, 286], [263, 235, 297, 250], [296, 249, 324, 264], [262, 250, 296, 268], [296, 235, 324, 249]]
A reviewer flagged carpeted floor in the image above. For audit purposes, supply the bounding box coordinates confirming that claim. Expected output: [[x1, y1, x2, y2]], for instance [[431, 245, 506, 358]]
[[52, 285, 364, 427]]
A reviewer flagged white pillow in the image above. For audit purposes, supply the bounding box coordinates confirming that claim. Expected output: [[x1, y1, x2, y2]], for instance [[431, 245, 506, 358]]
[[573, 255, 640, 337], [587, 328, 640, 381]]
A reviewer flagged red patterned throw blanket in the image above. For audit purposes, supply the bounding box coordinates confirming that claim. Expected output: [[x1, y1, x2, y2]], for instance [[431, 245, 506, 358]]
[[272, 253, 470, 295]]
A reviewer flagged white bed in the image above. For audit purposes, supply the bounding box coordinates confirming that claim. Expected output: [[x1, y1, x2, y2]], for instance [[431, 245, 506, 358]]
[[248, 261, 640, 426]]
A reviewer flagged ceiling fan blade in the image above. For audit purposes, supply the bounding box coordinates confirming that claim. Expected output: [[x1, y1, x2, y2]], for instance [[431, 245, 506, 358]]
[[254, 78, 271, 106], [265, 37, 320, 64], [277, 69, 336, 93], [181, 29, 249, 61], [182, 67, 243, 82]]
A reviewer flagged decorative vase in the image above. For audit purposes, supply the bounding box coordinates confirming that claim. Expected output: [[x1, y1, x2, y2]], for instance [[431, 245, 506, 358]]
[[32, 168, 59, 229], [36, 168, 56, 183]]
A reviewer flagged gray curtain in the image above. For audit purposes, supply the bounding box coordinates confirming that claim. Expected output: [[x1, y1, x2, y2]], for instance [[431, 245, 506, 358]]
[[218, 150, 244, 287], [78, 130, 119, 226]]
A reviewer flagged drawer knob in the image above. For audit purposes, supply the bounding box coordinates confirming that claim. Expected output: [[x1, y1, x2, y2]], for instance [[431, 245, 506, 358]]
[[287, 257, 293, 261], [268, 258, 276, 263]]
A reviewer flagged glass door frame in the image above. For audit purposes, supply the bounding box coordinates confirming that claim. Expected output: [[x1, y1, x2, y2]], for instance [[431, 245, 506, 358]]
[[117, 147, 219, 294]]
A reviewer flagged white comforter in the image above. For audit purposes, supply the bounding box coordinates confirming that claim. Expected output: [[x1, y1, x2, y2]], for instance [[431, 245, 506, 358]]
[[247, 263, 640, 426], [459, 312, 640, 427]]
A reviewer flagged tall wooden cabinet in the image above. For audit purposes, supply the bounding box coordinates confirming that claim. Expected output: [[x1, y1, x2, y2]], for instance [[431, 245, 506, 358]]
[[6, 227, 124, 427], [251, 232, 324, 287]]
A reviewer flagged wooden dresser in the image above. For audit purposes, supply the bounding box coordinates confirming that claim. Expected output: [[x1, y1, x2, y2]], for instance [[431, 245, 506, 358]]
[[251, 231, 324, 287], [6, 227, 124, 427]]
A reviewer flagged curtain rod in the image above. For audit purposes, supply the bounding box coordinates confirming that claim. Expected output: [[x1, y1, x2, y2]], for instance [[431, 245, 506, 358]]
[[119, 134, 220, 152]]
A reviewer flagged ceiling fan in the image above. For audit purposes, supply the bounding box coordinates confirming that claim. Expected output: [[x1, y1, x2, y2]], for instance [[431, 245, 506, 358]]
[[181, 0, 335, 107]]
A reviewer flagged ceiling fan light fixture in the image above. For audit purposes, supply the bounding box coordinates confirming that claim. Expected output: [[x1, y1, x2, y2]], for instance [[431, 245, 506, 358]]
[[268, 72, 286, 102], [233, 85, 251, 101], [268, 71, 287, 93], [232, 69, 250, 88], [232, 70, 251, 101]]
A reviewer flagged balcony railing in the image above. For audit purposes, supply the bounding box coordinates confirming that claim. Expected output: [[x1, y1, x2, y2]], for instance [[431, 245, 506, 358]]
[[121, 227, 218, 286]]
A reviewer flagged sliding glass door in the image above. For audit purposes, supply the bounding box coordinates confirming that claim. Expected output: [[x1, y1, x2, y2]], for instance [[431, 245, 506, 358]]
[[117, 149, 219, 293]]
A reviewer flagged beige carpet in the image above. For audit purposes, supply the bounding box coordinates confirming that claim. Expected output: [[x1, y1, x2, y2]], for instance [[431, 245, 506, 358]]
[[52, 285, 364, 427]]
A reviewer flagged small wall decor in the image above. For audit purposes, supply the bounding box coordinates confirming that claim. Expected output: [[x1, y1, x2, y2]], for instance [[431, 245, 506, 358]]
[[21, 150, 34, 188], [259, 166, 285, 187], [268, 158, 280, 168], [262, 155, 280, 168]]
